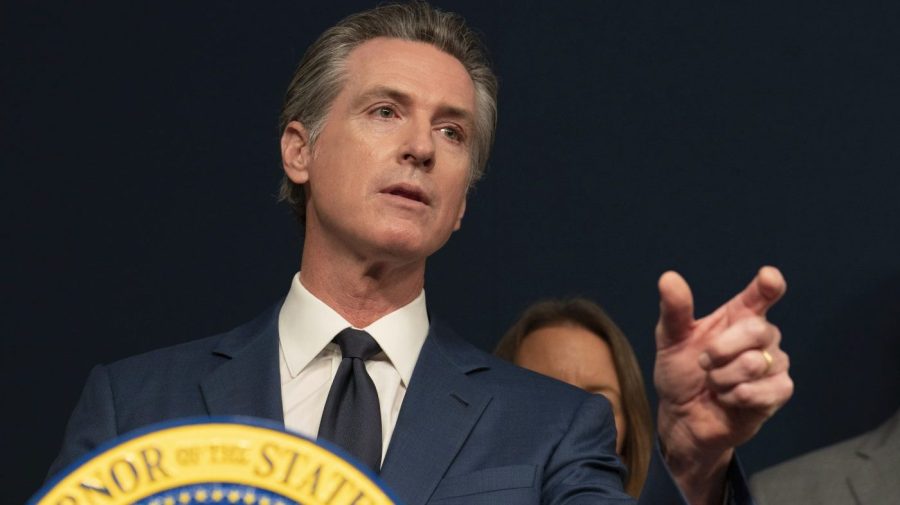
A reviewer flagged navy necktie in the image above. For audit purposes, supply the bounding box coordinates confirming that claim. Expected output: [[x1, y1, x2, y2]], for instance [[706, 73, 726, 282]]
[[317, 328, 383, 472]]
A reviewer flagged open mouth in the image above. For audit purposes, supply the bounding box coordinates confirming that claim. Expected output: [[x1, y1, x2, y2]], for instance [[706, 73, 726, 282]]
[[382, 184, 429, 205]]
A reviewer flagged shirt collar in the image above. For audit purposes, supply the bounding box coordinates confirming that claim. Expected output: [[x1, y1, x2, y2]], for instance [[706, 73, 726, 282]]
[[278, 272, 429, 387]]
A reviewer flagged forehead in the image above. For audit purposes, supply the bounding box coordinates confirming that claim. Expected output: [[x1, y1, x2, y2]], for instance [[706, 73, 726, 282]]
[[517, 323, 621, 390], [339, 37, 476, 112]]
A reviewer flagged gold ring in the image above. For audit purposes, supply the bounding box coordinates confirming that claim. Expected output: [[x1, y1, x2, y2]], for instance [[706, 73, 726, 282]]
[[761, 349, 774, 375]]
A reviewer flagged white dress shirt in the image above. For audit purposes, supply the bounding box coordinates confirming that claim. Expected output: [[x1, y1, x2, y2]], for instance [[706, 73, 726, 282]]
[[277, 272, 429, 462]]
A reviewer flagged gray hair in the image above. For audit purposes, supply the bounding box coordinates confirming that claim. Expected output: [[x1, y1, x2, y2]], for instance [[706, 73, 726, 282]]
[[278, 1, 498, 224]]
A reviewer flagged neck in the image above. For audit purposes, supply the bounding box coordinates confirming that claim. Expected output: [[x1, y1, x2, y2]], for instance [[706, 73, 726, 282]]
[[299, 236, 426, 329]]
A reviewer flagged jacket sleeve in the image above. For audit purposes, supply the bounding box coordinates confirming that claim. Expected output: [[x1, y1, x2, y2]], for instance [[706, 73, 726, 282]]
[[639, 440, 755, 505], [541, 394, 635, 504], [541, 390, 754, 505], [45, 364, 118, 481]]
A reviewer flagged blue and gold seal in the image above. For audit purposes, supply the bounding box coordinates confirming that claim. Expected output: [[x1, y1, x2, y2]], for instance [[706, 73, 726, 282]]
[[30, 418, 397, 505]]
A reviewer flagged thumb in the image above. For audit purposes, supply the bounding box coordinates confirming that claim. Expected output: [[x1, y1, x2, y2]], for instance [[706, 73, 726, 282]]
[[656, 270, 695, 349]]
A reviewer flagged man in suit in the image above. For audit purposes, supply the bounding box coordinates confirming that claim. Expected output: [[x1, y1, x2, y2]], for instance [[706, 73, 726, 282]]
[[750, 408, 900, 505], [49, 3, 794, 504]]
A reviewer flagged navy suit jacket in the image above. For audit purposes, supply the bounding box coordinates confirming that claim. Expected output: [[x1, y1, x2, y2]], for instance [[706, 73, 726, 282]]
[[49, 302, 747, 504]]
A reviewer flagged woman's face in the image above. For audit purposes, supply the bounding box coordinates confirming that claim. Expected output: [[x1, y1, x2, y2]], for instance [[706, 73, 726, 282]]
[[513, 323, 625, 454]]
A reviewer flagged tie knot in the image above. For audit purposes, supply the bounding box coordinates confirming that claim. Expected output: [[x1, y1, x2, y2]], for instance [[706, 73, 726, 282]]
[[334, 328, 381, 361]]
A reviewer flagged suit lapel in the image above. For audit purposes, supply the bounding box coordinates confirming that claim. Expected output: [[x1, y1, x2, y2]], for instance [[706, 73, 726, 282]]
[[380, 322, 492, 505], [847, 410, 900, 505], [846, 456, 879, 505], [200, 302, 284, 423]]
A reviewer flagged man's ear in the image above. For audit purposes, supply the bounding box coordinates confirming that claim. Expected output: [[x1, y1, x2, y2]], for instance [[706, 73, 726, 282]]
[[452, 197, 467, 231], [281, 120, 312, 184]]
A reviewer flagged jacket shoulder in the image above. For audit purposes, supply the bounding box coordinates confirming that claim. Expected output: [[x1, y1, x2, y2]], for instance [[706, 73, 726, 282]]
[[749, 433, 862, 504], [428, 319, 598, 411], [105, 302, 279, 377], [97, 304, 280, 425]]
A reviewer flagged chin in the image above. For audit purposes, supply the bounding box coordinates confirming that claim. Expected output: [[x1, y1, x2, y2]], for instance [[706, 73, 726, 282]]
[[370, 225, 441, 261]]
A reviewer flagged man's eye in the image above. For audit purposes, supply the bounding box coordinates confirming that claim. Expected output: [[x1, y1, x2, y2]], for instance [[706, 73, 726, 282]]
[[440, 126, 462, 141], [375, 106, 395, 118]]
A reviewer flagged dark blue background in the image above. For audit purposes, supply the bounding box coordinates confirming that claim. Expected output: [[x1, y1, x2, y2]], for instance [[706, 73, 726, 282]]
[[4, 2, 899, 502]]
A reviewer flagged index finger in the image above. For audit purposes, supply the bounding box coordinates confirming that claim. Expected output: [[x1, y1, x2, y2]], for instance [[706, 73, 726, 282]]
[[702, 317, 781, 369], [734, 266, 787, 316]]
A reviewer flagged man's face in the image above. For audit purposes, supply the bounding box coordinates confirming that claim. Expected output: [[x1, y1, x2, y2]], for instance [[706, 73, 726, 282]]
[[282, 37, 475, 264]]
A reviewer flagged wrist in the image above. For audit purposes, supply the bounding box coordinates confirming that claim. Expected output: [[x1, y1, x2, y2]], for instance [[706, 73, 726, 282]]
[[658, 409, 733, 505]]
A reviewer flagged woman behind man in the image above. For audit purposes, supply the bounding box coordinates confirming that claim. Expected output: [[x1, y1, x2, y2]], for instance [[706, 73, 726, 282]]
[[495, 298, 653, 497]]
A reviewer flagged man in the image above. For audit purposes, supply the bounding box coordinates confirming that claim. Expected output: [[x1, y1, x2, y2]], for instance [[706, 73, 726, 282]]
[[749, 408, 900, 505], [49, 4, 793, 504]]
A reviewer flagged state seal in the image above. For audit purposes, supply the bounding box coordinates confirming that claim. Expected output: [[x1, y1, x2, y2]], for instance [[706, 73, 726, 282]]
[[30, 417, 398, 505]]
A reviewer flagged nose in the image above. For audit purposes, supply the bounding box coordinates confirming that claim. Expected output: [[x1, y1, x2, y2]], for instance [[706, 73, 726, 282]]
[[400, 119, 435, 170]]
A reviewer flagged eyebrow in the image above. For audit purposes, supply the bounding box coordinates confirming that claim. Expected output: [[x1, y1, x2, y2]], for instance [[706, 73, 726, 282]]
[[353, 85, 412, 109], [353, 85, 474, 126]]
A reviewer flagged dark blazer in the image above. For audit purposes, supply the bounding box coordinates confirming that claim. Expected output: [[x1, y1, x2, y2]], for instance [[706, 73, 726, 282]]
[[48, 302, 738, 504], [750, 409, 900, 505]]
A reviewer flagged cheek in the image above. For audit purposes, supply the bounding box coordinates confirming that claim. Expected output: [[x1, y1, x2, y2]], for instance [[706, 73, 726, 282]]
[[441, 174, 470, 215], [311, 149, 363, 197]]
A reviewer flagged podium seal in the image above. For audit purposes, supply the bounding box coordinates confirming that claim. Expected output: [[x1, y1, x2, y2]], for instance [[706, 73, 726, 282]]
[[30, 418, 398, 505]]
